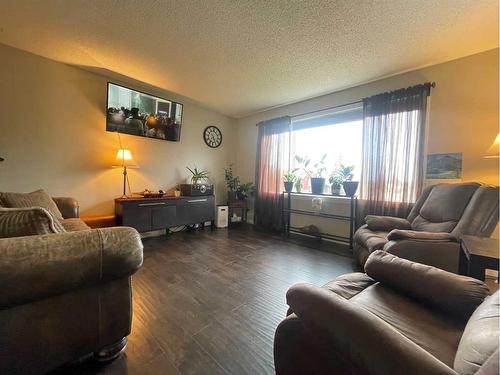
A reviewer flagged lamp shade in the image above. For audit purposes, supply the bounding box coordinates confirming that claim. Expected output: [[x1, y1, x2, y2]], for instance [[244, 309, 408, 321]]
[[484, 133, 500, 159], [114, 149, 138, 167]]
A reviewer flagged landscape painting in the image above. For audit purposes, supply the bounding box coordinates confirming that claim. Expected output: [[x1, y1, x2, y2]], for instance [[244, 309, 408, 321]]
[[426, 153, 462, 179]]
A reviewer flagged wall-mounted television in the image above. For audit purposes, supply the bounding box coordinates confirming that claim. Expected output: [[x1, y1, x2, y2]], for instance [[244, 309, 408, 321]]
[[106, 82, 183, 142]]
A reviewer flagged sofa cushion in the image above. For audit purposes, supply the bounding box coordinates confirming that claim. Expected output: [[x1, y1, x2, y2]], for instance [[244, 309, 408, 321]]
[[454, 291, 499, 375], [353, 225, 388, 252], [365, 215, 412, 231], [60, 218, 90, 232], [0, 189, 64, 221], [365, 251, 490, 321], [0, 207, 66, 238], [411, 183, 479, 233], [351, 284, 464, 367], [322, 272, 376, 300]]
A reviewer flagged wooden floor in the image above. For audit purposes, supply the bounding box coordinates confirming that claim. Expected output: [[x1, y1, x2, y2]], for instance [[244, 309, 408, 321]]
[[58, 226, 359, 375]]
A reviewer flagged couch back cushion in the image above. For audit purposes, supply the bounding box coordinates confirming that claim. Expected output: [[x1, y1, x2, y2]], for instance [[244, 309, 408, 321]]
[[454, 291, 499, 375], [0, 207, 66, 238], [411, 183, 479, 232], [0, 189, 64, 221]]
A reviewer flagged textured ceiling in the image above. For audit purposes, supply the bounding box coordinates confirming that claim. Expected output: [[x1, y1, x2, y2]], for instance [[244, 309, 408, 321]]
[[0, 0, 498, 118]]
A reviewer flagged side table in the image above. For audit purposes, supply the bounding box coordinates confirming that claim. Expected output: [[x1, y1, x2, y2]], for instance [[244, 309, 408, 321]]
[[459, 235, 499, 282]]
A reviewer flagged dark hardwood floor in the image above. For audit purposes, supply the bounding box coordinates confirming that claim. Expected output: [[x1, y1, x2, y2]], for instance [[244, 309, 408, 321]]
[[59, 226, 359, 375]]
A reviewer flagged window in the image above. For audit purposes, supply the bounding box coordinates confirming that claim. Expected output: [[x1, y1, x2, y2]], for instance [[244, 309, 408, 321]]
[[290, 105, 363, 193]]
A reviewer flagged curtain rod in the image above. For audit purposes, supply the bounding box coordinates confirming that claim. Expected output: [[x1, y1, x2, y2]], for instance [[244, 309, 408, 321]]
[[256, 81, 436, 125]]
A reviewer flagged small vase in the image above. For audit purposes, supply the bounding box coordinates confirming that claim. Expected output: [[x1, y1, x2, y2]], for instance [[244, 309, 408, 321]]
[[284, 181, 294, 193], [342, 181, 359, 197], [310, 178, 325, 195]]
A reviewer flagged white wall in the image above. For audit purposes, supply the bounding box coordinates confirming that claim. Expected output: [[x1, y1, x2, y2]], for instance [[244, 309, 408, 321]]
[[0, 43, 236, 215]]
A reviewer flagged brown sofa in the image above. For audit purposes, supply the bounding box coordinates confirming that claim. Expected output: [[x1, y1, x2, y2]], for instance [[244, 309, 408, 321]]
[[0, 197, 143, 374], [274, 251, 499, 375], [353, 182, 499, 272]]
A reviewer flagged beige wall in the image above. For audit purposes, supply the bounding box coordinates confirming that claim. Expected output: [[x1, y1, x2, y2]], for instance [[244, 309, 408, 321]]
[[0, 44, 236, 215], [235, 49, 500, 189]]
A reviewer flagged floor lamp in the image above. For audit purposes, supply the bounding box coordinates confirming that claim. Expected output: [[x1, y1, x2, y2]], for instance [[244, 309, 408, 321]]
[[113, 149, 138, 198]]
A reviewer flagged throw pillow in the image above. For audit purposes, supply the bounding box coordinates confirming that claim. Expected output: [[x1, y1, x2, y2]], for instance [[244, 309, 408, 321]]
[[0, 189, 64, 220], [0, 207, 66, 238]]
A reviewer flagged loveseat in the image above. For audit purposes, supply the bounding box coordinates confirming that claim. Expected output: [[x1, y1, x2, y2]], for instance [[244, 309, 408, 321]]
[[0, 196, 143, 374], [353, 182, 499, 272], [274, 251, 499, 375]]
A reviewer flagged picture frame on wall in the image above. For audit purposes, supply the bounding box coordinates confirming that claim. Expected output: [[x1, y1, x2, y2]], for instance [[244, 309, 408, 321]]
[[426, 152, 462, 179]]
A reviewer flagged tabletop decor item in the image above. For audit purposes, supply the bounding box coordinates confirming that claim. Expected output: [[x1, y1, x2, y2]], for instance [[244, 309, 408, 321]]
[[203, 126, 222, 148]]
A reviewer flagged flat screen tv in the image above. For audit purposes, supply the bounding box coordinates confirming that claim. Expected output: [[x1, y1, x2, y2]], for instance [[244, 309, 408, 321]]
[[106, 82, 183, 142]]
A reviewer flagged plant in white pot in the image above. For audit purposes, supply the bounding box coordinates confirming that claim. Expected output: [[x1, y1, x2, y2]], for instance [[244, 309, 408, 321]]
[[328, 174, 343, 195]]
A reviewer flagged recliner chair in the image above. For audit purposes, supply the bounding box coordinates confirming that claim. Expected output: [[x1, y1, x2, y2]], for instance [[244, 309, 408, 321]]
[[353, 182, 499, 272]]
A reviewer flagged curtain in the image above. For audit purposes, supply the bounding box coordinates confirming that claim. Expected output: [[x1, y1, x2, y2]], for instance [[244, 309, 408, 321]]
[[254, 116, 291, 231], [359, 83, 431, 218]]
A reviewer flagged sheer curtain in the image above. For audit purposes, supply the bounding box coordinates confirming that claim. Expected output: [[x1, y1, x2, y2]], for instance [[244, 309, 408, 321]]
[[254, 116, 291, 231], [359, 83, 432, 217]]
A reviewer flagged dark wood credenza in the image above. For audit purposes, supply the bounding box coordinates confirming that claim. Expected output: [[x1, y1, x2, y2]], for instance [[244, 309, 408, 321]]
[[115, 195, 215, 233]]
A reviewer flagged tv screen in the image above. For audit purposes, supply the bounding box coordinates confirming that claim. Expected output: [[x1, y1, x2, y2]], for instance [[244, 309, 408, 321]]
[[106, 82, 183, 142]]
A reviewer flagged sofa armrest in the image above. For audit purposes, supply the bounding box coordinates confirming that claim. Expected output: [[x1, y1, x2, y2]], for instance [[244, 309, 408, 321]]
[[387, 229, 456, 242], [52, 197, 80, 219], [0, 227, 143, 308], [365, 215, 412, 231], [384, 239, 461, 273], [365, 251, 490, 321], [286, 284, 457, 375]]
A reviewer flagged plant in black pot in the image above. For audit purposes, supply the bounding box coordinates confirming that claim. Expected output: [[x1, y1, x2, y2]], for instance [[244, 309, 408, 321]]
[[310, 154, 327, 194], [338, 164, 359, 196], [224, 164, 255, 201], [283, 170, 298, 193], [224, 165, 240, 201]]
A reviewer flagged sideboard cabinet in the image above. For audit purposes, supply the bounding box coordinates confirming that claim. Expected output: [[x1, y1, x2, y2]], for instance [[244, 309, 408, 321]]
[[115, 196, 215, 233]]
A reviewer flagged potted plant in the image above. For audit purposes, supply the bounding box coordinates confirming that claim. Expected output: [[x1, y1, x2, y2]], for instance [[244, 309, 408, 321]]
[[224, 165, 240, 201], [237, 182, 255, 200], [224, 165, 254, 201], [310, 154, 327, 194], [283, 170, 298, 192], [295, 177, 303, 193], [329, 174, 343, 195], [186, 166, 209, 185], [338, 164, 359, 196], [294, 154, 327, 194]]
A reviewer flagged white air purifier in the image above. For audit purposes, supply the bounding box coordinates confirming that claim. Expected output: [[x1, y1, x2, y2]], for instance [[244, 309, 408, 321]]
[[216, 205, 229, 228]]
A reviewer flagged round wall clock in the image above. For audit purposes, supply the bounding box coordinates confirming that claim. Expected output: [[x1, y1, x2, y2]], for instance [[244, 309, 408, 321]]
[[203, 126, 222, 148]]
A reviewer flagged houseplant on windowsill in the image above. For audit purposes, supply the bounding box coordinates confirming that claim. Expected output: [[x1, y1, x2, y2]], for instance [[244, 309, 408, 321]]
[[338, 164, 359, 196], [329, 174, 343, 195], [295, 178, 303, 193], [283, 170, 298, 193], [295, 154, 328, 194]]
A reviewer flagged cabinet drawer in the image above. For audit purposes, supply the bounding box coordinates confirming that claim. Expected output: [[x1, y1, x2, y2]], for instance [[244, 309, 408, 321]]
[[122, 207, 151, 232], [152, 206, 177, 230], [184, 197, 214, 223]]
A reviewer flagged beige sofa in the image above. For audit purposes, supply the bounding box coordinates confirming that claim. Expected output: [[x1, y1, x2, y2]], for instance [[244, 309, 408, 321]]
[[353, 182, 499, 272], [0, 197, 143, 374], [274, 251, 499, 375]]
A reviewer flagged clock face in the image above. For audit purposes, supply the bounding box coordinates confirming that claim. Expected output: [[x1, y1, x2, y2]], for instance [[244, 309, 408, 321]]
[[203, 126, 222, 148]]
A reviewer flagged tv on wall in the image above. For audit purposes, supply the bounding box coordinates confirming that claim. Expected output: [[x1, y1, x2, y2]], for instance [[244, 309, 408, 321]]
[[106, 82, 183, 142]]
